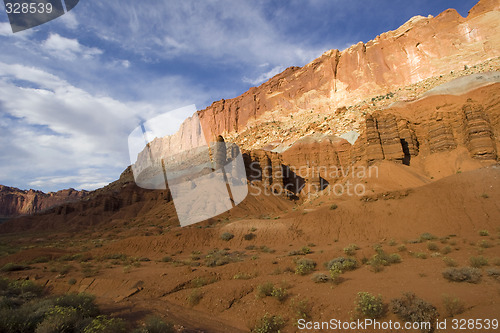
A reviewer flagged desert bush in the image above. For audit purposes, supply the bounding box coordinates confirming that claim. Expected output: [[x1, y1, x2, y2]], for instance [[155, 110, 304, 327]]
[[442, 295, 465, 317], [478, 240, 492, 248], [388, 239, 397, 246], [138, 316, 174, 333], [160, 256, 172, 263], [271, 287, 288, 303], [220, 232, 234, 241], [311, 273, 331, 283], [343, 244, 360, 256], [81, 315, 126, 333], [391, 292, 438, 333], [295, 258, 316, 275], [288, 246, 311, 256], [291, 298, 312, 321], [354, 292, 384, 319], [244, 233, 256, 241], [442, 267, 481, 283], [479, 230, 489, 236], [397, 244, 407, 252], [442, 257, 458, 267], [68, 278, 77, 286], [204, 249, 242, 267], [469, 256, 488, 268], [233, 273, 255, 280], [420, 233, 437, 241], [190, 277, 216, 288], [325, 257, 358, 272], [486, 268, 500, 280], [427, 242, 439, 251], [329, 204, 338, 210], [30, 256, 50, 264], [441, 246, 452, 254], [252, 313, 285, 333], [413, 252, 427, 259], [187, 289, 203, 307], [259, 246, 275, 253], [256, 282, 275, 298], [80, 263, 99, 278], [35, 305, 80, 333], [368, 248, 401, 272], [53, 293, 99, 317]]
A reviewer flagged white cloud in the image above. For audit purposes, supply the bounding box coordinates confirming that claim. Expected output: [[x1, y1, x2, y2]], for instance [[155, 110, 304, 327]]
[[0, 22, 12, 36], [83, 1, 325, 67], [0, 61, 201, 191], [59, 12, 79, 30], [42, 33, 102, 60], [243, 66, 285, 86]]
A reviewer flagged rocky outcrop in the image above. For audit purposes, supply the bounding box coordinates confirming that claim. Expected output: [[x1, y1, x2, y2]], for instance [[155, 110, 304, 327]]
[[0, 186, 88, 217], [462, 100, 497, 159], [197, 0, 500, 138]]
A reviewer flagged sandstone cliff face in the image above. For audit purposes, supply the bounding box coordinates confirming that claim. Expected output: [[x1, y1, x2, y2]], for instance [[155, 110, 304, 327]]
[[197, 0, 500, 139], [0, 186, 88, 217]]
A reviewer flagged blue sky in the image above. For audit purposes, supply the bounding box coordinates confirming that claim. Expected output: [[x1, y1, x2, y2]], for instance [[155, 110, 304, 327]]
[[0, 0, 480, 192]]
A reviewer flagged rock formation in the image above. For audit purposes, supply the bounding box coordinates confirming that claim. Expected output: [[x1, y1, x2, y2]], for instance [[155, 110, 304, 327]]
[[0, 186, 87, 218]]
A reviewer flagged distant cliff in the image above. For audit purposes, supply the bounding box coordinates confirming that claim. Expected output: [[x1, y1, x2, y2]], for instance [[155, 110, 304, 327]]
[[0, 185, 88, 217]]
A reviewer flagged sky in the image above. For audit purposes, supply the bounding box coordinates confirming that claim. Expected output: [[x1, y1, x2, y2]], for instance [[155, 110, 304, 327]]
[[0, 0, 480, 192]]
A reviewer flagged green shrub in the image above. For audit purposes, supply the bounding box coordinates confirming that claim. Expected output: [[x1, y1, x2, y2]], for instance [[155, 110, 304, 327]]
[[256, 282, 275, 298], [441, 246, 452, 254], [397, 245, 407, 252], [442, 295, 465, 317], [233, 273, 255, 280], [420, 233, 437, 241], [204, 249, 242, 267], [252, 313, 285, 333], [140, 316, 174, 333], [220, 232, 234, 241], [391, 293, 438, 333], [295, 258, 316, 275], [354, 292, 384, 319], [271, 287, 288, 303], [288, 246, 311, 256], [311, 273, 331, 283], [291, 297, 312, 321], [244, 233, 256, 241], [367, 248, 401, 272], [187, 289, 203, 307], [82, 315, 126, 333], [54, 293, 99, 317], [443, 257, 458, 267], [442, 267, 481, 283], [479, 230, 489, 236], [469, 256, 488, 268], [427, 242, 439, 251], [68, 279, 77, 286], [325, 257, 358, 272], [343, 244, 360, 256], [35, 305, 80, 333], [413, 252, 427, 259], [486, 268, 500, 280], [478, 240, 491, 248], [329, 204, 338, 210], [160, 256, 172, 263]]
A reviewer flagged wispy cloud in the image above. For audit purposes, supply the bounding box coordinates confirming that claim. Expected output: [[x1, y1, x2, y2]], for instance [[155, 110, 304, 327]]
[[243, 65, 285, 86], [42, 33, 102, 60]]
